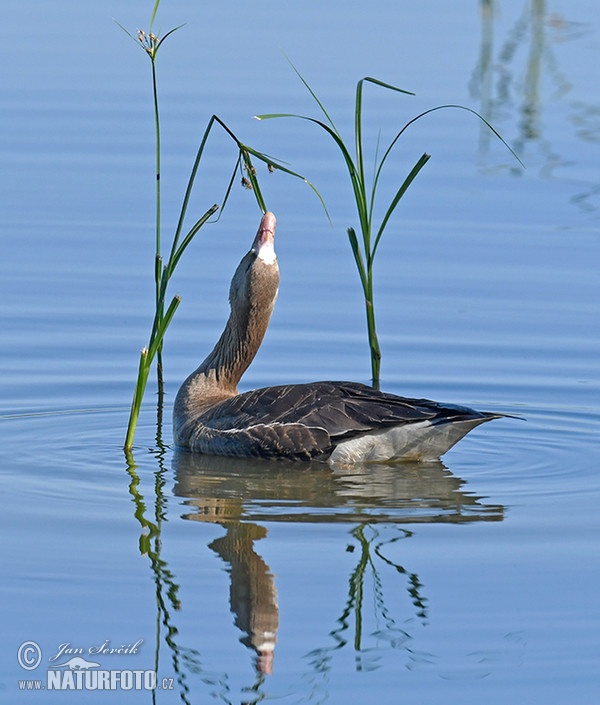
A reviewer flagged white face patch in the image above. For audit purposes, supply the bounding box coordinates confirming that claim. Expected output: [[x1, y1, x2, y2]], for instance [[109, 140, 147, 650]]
[[254, 240, 277, 265]]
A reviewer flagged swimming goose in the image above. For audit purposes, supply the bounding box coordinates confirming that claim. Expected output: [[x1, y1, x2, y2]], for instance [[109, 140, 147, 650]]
[[173, 212, 504, 463]]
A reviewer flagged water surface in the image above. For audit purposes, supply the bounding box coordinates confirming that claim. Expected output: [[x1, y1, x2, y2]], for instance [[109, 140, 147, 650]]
[[2, 1, 599, 703]]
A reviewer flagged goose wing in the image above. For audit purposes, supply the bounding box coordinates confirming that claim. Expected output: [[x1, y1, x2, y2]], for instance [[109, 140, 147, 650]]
[[195, 381, 476, 459]]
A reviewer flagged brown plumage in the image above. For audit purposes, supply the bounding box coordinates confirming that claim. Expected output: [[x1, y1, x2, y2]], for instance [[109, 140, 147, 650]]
[[173, 212, 504, 463]]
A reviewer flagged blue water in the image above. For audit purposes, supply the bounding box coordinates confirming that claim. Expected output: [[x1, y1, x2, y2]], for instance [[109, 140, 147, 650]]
[[2, 1, 599, 703]]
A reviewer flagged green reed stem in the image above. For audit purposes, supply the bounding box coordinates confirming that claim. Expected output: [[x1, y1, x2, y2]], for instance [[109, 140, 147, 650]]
[[151, 60, 161, 296], [120, 58, 315, 450], [120, 13, 321, 451], [256, 75, 419, 389], [256, 69, 521, 388], [150, 55, 167, 412]]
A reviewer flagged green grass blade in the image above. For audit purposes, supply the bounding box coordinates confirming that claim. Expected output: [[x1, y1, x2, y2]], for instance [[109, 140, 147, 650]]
[[378, 104, 524, 180], [355, 79, 366, 204], [347, 227, 368, 291], [149, 0, 161, 30], [355, 77, 416, 232], [155, 24, 186, 52], [113, 20, 138, 44], [368, 129, 383, 226], [148, 296, 181, 361], [169, 115, 219, 264], [147, 268, 170, 352], [372, 153, 431, 258], [169, 203, 219, 273], [258, 113, 366, 221], [284, 58, 340, 135], [214, 154, 243, 223], [356, 76, 415, 188], [362, 76, 415, 96], [407, 104, 524, 166], [244, 144, 331, 221], [255, 112, 317, 121], [241, 150, 267, 212], [154, 254, 163, 303], [124, 347, 151, 451]]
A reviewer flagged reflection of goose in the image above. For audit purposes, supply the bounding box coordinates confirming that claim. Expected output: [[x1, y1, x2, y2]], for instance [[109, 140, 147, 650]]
[[172, 451, 504, 525], [209, 523, 278, 675], [172, 451, 503, 677], [174, 212, 505, 462]]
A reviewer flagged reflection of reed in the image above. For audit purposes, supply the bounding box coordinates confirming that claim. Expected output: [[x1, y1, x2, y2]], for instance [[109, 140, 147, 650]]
[[470, 0, 599, 210], [471, 0, 558, 157], [125, 450, 198, 705], [122, 445, 507, 700], [172, 451, 504, 684], [306, 523, 425, 681]]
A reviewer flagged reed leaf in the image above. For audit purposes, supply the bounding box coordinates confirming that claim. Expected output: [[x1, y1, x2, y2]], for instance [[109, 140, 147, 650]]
[[285, 58, 339, 133], [240, 150, 267, 212], [121, 17, 320, 449], [256, 112, 367, 217], [148, 296, 181, 361], [360, 76, 415, 96], [354, 78, 413, 194], [346, 227, 368, 290], [372, 152, 431, 259], [124, 348, 151, 452], [257, 67, 521, 388], [149, 0, 161, 30], [155, 25, 186, 53], [169, 204, 220, 274]]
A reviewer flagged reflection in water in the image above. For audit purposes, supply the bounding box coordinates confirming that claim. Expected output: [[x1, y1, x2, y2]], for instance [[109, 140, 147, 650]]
[[125, 449, 197, 705], [313, 523, 424, 674], [125, 447, 505, 700], [172, 451, 504, 682], [470, 0, 599, 212], [209, 523, 279, 675], [173, 452, 504, 526]]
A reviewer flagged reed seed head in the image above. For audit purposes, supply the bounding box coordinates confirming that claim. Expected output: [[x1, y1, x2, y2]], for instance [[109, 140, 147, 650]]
[[137, 28, 160, 58]]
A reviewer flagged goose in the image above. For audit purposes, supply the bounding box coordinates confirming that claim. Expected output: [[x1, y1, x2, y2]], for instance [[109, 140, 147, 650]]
[[173, 212, 505, 463]]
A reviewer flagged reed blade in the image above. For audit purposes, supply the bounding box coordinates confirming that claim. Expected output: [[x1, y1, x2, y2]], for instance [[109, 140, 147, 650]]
[[373, 153, 431, 258], [169, 204, 219, 274], [346, 227, 368, 290]]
